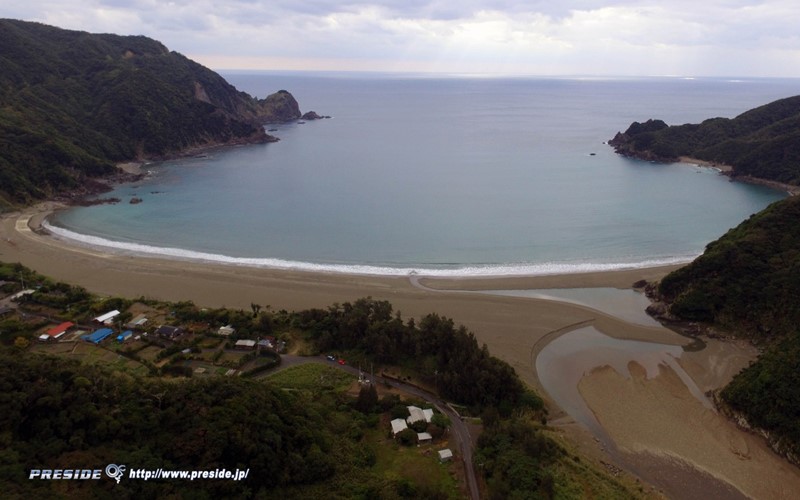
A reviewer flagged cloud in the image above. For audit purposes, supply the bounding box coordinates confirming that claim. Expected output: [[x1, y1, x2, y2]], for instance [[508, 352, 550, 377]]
[[6, 1, 800, 76]]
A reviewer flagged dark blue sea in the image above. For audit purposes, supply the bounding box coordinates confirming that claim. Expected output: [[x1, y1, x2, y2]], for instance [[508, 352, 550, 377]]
[[47, 73, 797, 276]]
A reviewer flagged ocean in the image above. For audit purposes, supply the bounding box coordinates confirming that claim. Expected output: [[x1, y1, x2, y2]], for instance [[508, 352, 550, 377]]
[[47, 73, 796, 276]]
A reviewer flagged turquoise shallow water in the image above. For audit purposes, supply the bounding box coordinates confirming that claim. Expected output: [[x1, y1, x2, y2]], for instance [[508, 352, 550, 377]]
[[48, 74, 794, 276]]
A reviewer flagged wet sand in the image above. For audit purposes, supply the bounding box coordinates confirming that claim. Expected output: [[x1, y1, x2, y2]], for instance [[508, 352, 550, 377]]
[[4, 202, 800, 497], [580, 362, 800, 499]]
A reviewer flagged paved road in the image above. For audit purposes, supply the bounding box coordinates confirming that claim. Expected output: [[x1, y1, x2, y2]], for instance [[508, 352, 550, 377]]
[[274, 355, 481, 500]]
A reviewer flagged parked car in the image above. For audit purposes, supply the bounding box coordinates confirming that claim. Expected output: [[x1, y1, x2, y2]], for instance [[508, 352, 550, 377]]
[[326, 354, 336, 361], [337, 358, 346, 365]]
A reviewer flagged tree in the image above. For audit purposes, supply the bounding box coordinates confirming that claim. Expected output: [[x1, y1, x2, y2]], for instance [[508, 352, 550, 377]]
[[355, 384, 378, 414]]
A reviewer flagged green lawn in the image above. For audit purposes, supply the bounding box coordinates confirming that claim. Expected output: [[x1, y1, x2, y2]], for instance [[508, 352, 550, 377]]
[[265, 363, 355, 391]]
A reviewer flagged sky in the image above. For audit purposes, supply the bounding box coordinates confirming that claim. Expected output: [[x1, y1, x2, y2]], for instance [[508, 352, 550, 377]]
[[4, 0, 800, 77]]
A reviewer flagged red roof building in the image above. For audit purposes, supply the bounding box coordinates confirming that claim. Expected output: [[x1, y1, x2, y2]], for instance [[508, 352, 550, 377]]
[[44, 321, 75, 339]]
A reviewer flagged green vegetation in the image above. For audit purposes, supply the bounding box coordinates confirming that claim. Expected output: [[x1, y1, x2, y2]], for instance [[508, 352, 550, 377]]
[[654, 185, 800, 465], [609, 95, 800, 185], [266, 364, 354, 391], [0, 19, 301, 208], [0, 347, 463, 499], [658, 195, 800, 339], [292, 298, 537, 414], [720, 333, 800, 462], [1, 262, 637, 497]]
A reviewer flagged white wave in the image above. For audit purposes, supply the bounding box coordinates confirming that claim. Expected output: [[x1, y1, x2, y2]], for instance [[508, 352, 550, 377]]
[[42, 220, 695, 277]]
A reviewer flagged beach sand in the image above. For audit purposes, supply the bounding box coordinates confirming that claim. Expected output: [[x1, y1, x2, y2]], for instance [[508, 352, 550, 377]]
[[4, 202, 800, 497], [579, 363, 800, 499], [0, 203, 685, 397]]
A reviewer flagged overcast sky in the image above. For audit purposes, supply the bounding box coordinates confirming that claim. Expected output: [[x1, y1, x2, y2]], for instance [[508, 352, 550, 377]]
[[5, 1, 800, 76]]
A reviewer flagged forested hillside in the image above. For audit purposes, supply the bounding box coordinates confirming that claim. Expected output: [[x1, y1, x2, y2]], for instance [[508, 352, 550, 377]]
[[0, 19, 301, 208], [654, 194, 800, 465], [609, 95, 800, 185], [658, 195, 800, 338]]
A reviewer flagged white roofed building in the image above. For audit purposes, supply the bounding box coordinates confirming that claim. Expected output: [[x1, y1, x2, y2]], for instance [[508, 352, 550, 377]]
[[407, 405, 434, 425], [94, 310, 120, 324], [391, 418, 408, 436]]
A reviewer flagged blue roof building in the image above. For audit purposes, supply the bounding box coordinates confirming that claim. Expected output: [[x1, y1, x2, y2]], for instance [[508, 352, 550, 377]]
[[81, 328, 114, 344]]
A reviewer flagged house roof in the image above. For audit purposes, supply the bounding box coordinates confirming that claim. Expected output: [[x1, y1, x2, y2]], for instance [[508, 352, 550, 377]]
[[45, 321, 74, 337], [81, 328, 114, 344], [391, 418, 408, 435], [126, 314, 148, 327], [156, 325, 182, 336], [418, 432, 433, 441], [94, 310, 120, 323], [235, 339, 256, 347], [407, 405, 432, 424]]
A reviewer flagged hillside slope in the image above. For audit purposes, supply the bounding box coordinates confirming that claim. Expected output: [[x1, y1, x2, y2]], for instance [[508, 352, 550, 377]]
[[653, 194, 800, 464], [609, 95, 800, 185], [0, 19, 301, 207]]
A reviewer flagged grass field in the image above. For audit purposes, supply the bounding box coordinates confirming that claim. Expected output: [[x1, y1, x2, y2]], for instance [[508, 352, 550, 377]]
[[265, 363, 355, 391]]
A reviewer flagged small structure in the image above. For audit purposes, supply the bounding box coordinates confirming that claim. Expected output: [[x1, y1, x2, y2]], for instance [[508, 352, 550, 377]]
[[81, 328, 114, 344], [417, 432, 433, 443], [257, 339, 273, 349], [116, 330, 133, 342], [156, 325, 183, 340], [126, 314, 148, 329], [391, 418, 409, 436], [438, 449, 453, 462], [407, 405, 434, 425], [94, 310, 120, 325], [234, 339, 256, 350], [43, 321, 74, 341], [218, 325, 235, 336], [10, 289, 35, 301]]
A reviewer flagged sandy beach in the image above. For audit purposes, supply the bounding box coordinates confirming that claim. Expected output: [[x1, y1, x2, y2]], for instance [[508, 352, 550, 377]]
[[1, 203, 687, 395], [4, 202, 800, 497]]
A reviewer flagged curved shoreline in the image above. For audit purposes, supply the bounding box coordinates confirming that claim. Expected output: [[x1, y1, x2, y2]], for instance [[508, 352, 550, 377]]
[[6, 202, 800, 497], [2, 202, 687, 385]]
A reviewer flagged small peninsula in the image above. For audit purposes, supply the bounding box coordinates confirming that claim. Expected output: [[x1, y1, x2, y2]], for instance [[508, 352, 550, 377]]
[[609, 95, 800, 189], [0, 19, 304, 209]]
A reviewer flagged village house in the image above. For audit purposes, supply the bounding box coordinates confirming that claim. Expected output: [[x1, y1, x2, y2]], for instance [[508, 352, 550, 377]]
[[94, 310, 120, 325], [234, 339, 256, 350], [38, 321, 74, 342], [156, 325, 183, 340], [125, 314, 148, 329], [390, 418, 408, 436]]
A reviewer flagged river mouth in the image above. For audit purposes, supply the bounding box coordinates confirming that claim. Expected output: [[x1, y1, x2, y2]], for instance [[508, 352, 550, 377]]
[[535, 326, 708, 441], [535, 324, 799, 499]]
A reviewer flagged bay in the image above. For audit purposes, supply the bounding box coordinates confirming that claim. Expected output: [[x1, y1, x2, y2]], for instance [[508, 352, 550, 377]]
[[48, 73, 795, 275]]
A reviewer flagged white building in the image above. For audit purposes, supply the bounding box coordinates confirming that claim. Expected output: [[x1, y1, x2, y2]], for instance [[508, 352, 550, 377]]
[[407, 405, 434, 424], [391, 418, 408, 436], [438, 449, 453, 462]]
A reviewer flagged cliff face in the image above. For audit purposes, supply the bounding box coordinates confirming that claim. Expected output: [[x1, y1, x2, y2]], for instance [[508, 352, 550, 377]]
[[0, 19, 301, 207]]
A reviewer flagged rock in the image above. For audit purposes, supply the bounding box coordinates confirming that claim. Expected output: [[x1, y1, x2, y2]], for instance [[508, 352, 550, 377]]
[[300, 111, 331, 120], [130, 197, 143, 204]]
